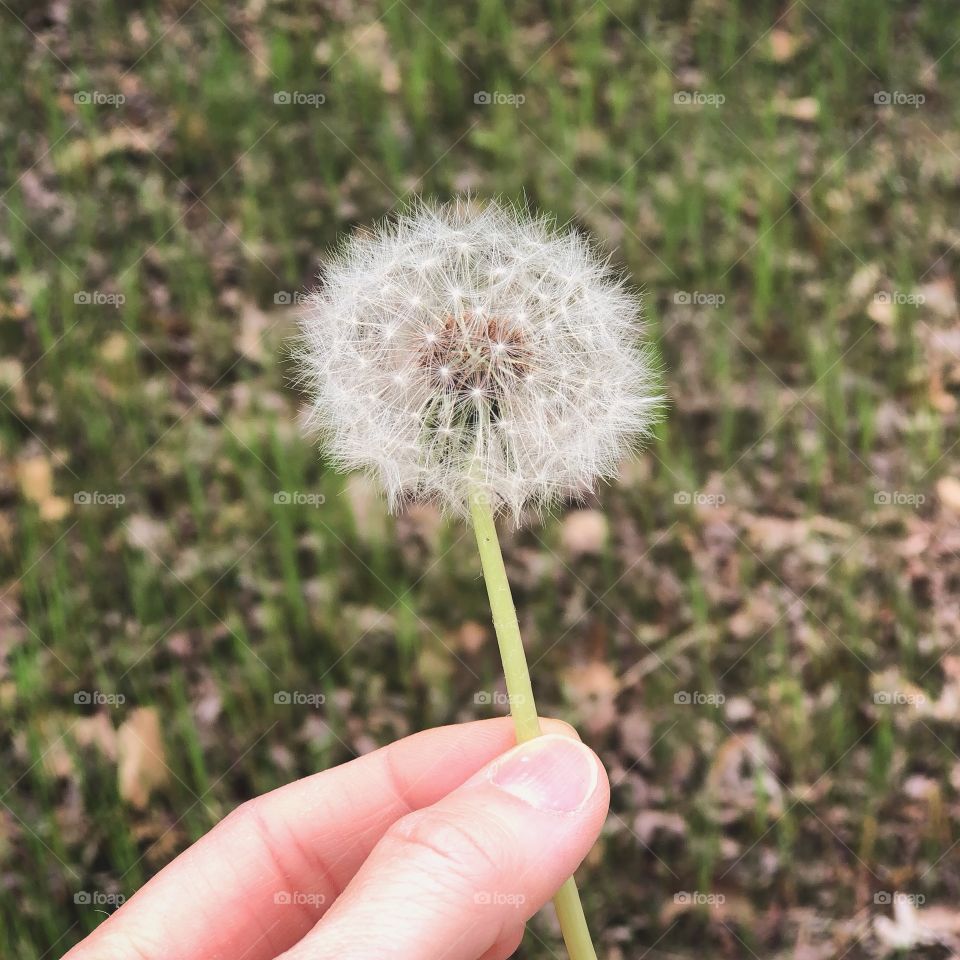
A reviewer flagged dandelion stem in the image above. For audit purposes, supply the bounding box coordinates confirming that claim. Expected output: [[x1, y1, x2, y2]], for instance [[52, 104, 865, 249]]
[[469, 488, 599, 960]]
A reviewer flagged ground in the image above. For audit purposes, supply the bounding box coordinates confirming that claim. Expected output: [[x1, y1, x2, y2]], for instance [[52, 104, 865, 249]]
[[2, 1, 960, 957]]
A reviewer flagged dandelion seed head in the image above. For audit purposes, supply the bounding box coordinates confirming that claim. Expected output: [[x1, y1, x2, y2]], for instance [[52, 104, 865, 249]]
[[298, 197, 663, 520]]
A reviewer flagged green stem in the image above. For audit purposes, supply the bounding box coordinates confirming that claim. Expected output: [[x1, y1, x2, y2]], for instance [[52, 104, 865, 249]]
[[469, 489, 599, 960]]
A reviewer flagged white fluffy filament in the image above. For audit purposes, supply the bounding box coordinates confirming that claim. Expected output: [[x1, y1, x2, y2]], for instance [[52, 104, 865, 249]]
[[299, 197, 663, 521]]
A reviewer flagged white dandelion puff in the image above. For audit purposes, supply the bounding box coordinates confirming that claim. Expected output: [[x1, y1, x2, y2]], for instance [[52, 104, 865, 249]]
[[298, 197, 663, 520]]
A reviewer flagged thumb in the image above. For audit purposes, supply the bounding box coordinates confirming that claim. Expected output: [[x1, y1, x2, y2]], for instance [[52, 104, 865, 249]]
[[279, 733, 609, 960]]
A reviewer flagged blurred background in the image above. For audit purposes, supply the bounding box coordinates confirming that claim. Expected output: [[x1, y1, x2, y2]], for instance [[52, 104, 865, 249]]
[[3, 1, 960, 957]]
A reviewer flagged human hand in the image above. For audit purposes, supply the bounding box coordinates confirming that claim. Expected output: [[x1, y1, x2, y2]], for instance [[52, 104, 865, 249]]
[[63, 717, 609, 960]]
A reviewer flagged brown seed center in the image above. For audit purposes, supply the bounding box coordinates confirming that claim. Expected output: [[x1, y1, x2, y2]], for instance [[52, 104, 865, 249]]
[[420, 312, 530, 398]]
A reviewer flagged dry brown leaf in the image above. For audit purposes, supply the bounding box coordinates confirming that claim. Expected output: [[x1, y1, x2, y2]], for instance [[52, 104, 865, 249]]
[[768, 28, 800, 62], [774, 95, 820, 122], [917, 278, 957, 320], [100, 332, 130, 363], [117, 707, 169, 808], [937, 476, 960, 516], [346, 22, 400, 94], [125, 514, 170, 555], [560, 510, 609, 556], [236, 299, 270, 364], [457, 620, 487, 655], [562, 661, 620, 732], [18, 456, 70, 521], [56, 127, 160, 174], [345, 474, 388, 544]]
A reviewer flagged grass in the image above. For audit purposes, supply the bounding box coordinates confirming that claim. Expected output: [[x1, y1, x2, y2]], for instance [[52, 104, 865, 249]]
[[2, 1, 960, 957]]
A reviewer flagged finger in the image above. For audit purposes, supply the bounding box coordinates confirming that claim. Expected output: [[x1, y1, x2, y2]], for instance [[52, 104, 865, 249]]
[[63, 717, 579, 960], [280, 734, 609, 960], [477, 925, 526, 960]]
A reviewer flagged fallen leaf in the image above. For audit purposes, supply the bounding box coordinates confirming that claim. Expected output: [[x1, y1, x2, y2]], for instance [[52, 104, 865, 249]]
[[346, 22, 401, 93], [236, 299, 270, 364], [562, 661, 620, 732], [937, 476, 960, 516], [117, 707, 169, 808], [916, 279, 957, 320], [125, 515, 170, 555], [769, 28, 800, 62], [18, 456, 70, 521], [56, 127, 160, 174], [774, 95, 820, 122], [100, 332, 130, 363], [560, 510, 609, 556], [457, 620, 487, 655]]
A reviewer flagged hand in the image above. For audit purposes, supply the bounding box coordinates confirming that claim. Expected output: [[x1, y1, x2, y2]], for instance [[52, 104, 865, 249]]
[[64, 717, 609, 960]]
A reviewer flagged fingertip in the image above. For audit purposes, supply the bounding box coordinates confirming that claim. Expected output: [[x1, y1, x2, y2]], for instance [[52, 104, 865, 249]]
[[539, 717, 582, 741]]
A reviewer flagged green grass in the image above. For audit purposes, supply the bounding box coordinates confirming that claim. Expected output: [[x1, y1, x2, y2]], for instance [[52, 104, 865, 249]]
[[2, 1, 960, 957]]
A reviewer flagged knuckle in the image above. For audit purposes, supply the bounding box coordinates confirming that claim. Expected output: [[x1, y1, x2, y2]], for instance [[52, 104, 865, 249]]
[[385, 808, 509, 892], [221, 795, 266, 835], [219, 797, 338, 910], [74, 928, 164, 960]]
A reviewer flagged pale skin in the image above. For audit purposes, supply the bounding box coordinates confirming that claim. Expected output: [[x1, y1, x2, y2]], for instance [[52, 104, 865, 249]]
[[64, 718, 610, 960]]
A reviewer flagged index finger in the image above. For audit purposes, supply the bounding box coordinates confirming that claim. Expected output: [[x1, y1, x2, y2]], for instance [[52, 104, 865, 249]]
[[62, 716, 579, 960]]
